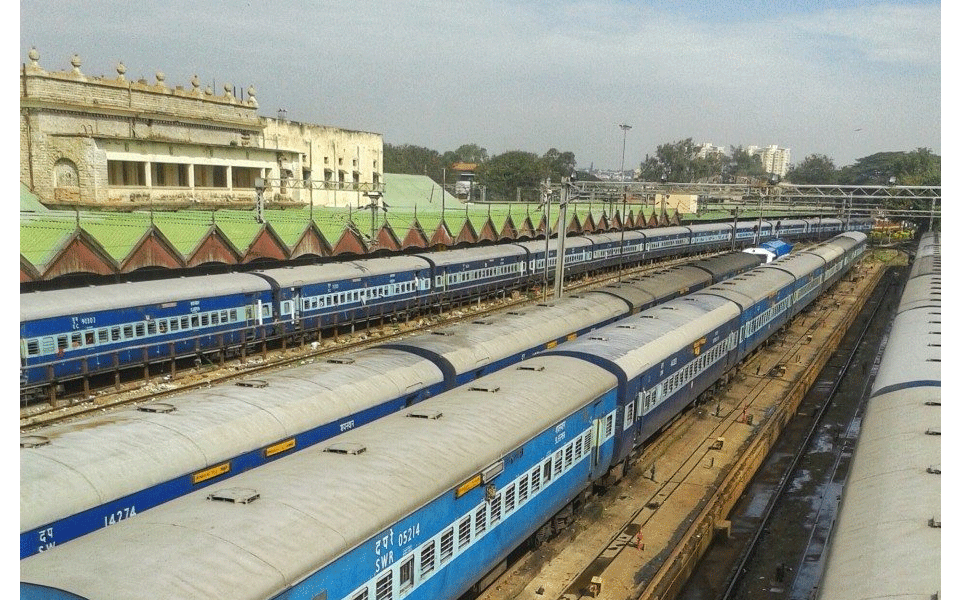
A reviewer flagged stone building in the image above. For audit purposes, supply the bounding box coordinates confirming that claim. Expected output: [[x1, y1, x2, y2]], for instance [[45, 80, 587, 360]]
[[19, 48, 383, 210]]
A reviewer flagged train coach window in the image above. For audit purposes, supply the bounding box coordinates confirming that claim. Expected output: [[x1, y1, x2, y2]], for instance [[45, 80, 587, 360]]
[[200, 314, 209, 327], [350, 590, 368, 600], [475, 506, 487, 536], [97, 329, 108, 344], [518, 477, 529, 503], [419, 542, 435, 578], [399, 556, 414, 595], [504, 484, 516, 513], [210, 313, 219, 325], [489, 495, 502, 525], [565, 445, 574, 469], [85, 331, 95, 345], [375, 571, 392, 600], [26, 340, 40, 356], [531, 469, 541, 493], [182, 317, 191, 330], [135, 324, 145, 338], [439, 527, 454, 565], [625, 402, 636, 428], [110, 327, 121, 342], [147, 322, 157, 335], [458, 516, 471, 551], [554, 450, 564, 476], [169, 319, 179, 332], [71, 332, 82, 347], [191, 315, 199, 328]]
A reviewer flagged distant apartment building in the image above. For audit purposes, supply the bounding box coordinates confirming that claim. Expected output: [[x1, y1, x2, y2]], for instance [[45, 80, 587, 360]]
[[697, 143, 726, 159], [747, 145, 791, 178], [19, 48, 383, 209]]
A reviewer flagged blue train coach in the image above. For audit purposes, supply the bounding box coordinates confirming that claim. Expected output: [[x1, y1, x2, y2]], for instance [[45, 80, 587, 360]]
[[21, 355, 620, 600], [20, 273, 273, 387]]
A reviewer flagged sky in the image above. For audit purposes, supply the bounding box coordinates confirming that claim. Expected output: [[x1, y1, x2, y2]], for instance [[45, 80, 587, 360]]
[[16, 0, 941, 171]]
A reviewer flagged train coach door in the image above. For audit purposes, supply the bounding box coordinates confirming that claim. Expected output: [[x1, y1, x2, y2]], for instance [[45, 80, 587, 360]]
[[435, 268, 447, 294], [291, 293, 301, 325], [590, 401, 603, 479]]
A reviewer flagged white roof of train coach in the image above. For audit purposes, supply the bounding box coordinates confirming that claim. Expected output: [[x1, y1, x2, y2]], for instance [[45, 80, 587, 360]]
[[21, 355, 617, 600], [20, 272, 272, 321]]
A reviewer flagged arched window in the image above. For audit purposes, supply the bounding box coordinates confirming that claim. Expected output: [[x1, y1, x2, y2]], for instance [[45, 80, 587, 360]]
[[54, 158, 80, 189]]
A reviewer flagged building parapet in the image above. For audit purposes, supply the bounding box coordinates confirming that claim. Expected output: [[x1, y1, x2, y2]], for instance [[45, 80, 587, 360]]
[[20, 48, 261, 130], [20, 48, 384, 210]]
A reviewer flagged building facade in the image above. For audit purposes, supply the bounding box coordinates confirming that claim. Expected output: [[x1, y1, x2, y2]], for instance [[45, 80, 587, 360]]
[[747, 145, 791, 178], [696, 143, 725, 159], [19, 49, 383, 210]]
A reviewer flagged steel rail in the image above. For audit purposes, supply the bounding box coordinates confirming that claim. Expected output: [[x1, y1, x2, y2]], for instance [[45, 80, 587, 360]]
[[716, 268, 896, 600]]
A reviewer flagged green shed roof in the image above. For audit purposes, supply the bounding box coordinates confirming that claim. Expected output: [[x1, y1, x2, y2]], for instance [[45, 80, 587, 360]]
[[20, 184, 49, 212], [382, 173, 462, 210]]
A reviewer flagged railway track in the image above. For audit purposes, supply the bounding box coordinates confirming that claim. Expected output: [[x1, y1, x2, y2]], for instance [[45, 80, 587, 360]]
[[556, 309, 841, 599], [21, 253, 716, 431], [474, 251, 892, 600], [702, 264, 902, 600]]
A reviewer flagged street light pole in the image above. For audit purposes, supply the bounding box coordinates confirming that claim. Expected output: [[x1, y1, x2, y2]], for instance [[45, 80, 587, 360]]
[[617, 123, 631, 282], [618, 123, 632, 216], [553, 178, 571, 301], [542, 178, 551, 302], [619, 123, 632, 182]]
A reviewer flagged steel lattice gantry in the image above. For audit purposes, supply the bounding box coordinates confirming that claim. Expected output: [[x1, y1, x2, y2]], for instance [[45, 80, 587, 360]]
[[530, 181, 941, 223]]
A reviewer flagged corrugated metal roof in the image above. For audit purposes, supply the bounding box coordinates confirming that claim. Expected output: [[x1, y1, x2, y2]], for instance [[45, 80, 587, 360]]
[[19, 221, 76, 266], [382, 173, 462, 210], [19, 177, 647, 281], [79, 220, 155, 262], [20, 184, 49, 212]]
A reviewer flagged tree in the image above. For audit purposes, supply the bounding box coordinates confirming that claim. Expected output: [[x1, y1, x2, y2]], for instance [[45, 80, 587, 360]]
[[473, 148, 580, 201], [637, 138, 730, 182], [835, 149, 941, 224], [639, 138, 702, 182], [835, 149, 941, 186], [383, 143, 446, 182], [893, 148, 940, 186], [538, 148, 577, 181], [725, 146, 766, 179], [442, 144, 489, 165], [785, 154, 838, 184], [475, 151, 543, 201]]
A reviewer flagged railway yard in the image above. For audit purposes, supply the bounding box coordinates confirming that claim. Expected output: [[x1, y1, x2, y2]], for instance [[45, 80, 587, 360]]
[[20, 232, 937, 600], [18, 38, 943, 599], [20, 251, 707, 430], [473, 249, 899, 600]]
